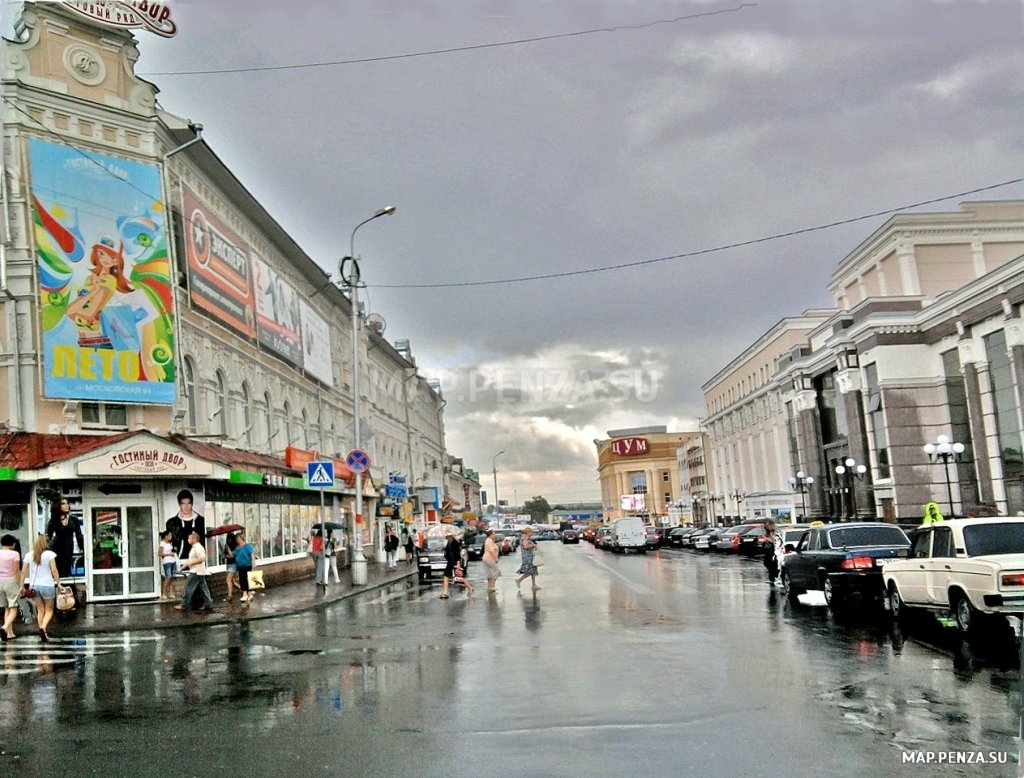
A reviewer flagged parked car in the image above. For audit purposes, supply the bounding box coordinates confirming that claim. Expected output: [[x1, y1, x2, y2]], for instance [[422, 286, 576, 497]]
[[693, 528, 724, 551], [713, 524, 760, 553], [737, 526, 769, 557], [882, 517, 1024, 636], [595, 526, 614, 550], [668, 527, 695, 547], [645, 526, 666, 548], [465, 533, 487, 561], [417, 536, 455, 582], [781, 522, 911, 612], [561, 529, 580, 544], [777, 525, 811, 566]]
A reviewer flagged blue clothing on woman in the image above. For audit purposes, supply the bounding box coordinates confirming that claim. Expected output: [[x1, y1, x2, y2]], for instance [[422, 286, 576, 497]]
[[233, 542, 254, 568]]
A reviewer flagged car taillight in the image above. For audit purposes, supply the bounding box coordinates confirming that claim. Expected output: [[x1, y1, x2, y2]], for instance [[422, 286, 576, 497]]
[[1001, 573, 1024, 586], [841, 556, 874, 570]]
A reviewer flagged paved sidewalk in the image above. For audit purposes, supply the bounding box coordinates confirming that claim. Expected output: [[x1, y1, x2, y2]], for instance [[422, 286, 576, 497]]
[[43, 563, 416, 636]]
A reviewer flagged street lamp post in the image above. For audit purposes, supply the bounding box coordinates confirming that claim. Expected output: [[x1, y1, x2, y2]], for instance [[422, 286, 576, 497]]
[[834, 458, 867, 520], [730, 489, 744, 521], [788, 471, 815, 520], [924, 434, 965, 518], [342, 206, 396, 585], [491, 450, 505, 515]]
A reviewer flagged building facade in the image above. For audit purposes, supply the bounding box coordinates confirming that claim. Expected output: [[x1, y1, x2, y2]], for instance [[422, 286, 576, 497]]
[[702, 200, 1024, 523], [595, 426, 700, 523], [0, 3, 455, 601]]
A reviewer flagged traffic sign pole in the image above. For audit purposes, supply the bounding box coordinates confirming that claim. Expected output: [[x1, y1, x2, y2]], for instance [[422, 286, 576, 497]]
[[346, 449, 371, 585]]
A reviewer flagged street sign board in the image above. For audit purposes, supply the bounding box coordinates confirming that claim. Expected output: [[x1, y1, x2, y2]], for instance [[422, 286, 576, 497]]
[[307, 460, 335, 488], [346, 449, 370, 473]]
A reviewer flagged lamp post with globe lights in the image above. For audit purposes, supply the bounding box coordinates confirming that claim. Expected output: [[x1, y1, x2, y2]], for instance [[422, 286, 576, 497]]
[[834, 458, 867, 520], [788, 471, 814, 520], [924, 434, 965, 518]]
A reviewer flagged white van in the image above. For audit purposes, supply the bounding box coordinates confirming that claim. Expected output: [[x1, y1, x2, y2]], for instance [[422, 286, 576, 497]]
[[611, 518, 647, 553]]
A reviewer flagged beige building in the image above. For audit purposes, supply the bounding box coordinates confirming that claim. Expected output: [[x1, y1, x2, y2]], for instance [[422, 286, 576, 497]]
[[702, 200, 1024, 523], [0, 3, 457, 601], [595, 426, 700, 524]]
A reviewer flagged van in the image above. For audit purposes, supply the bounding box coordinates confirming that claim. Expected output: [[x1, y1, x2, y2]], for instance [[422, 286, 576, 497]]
[[611, 517, 647, 553]]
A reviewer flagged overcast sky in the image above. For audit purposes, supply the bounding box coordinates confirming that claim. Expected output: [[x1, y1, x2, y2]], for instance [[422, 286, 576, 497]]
[[69, 0, 1024, 505]]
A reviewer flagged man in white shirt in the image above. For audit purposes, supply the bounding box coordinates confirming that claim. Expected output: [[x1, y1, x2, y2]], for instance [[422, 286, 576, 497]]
[[173, 531, 213, 612]]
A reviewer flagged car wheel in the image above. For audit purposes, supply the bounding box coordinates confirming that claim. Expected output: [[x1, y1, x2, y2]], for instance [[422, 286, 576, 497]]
[[781, 571, 801, 603], [823, 577, 844, 613], [888, 584, 908, 622], [953, 593, 978, 635]]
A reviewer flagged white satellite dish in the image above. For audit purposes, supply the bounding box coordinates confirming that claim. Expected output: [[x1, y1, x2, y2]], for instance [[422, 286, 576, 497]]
[[367, 312, 386, 335]]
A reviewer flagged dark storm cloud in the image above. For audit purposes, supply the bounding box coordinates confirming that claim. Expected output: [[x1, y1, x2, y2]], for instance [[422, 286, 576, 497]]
[[130, 0, 1024, 502]]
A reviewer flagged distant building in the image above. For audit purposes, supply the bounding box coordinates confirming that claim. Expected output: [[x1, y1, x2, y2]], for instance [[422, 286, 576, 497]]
[[595, 427, 701, 523]]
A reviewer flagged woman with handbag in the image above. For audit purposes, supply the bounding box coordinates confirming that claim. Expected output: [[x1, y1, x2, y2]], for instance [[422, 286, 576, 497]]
[[22, 535, 60, 642], [514, 527, 541, 592], [0, 534, 21, 641]]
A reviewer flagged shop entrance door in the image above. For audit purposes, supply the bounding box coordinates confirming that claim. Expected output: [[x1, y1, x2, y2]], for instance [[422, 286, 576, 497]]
[[88, 505, 158, 600]]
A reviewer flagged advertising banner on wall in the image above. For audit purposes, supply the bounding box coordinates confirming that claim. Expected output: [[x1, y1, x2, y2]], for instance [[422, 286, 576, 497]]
[[182, 186, 256, 339], [252, 254, 302, 366], [299, 299, 333, 386], [30, 138, 176, 404]]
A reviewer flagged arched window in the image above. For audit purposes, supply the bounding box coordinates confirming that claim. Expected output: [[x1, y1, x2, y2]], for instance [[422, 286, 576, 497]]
[[183, 356, 197, 433], [241, 383, 253, 447], [264, 392, 274, 447], [215, 371, 228, 436]]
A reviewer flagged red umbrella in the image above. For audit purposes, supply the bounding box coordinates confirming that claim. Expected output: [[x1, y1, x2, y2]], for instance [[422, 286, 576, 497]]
[[207, 523, 244, 537]]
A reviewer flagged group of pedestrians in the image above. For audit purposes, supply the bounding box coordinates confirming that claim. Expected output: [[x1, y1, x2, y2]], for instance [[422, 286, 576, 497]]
[[439, 526, 543, 599]]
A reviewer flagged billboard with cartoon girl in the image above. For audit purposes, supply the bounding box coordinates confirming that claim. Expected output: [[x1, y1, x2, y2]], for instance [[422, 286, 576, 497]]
[[30, 138, 176, 404]]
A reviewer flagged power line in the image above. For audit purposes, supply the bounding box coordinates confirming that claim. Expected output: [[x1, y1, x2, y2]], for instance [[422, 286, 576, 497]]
[[369, 177, 1024, 289], [144, 4, 758, 76]]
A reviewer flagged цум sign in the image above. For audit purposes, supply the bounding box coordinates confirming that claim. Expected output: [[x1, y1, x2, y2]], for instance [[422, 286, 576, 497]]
[[611, 437, 649, 456]]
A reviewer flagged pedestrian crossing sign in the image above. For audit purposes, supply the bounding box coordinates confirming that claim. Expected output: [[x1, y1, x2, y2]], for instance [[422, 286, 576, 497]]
[[307, 461, 335, 488]]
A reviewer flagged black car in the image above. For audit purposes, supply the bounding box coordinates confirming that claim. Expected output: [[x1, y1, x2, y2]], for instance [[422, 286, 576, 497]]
[[561, 529, 580, 544], [465, 533, 487, 560], [781, 522, 911, 612]]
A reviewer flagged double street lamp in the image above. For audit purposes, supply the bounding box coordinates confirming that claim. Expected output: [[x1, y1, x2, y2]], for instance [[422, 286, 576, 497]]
[[924, 434, 965, 518], [788, 471, 814, 520], [342, 206, 396, 585], [834, 458, 867, 520]]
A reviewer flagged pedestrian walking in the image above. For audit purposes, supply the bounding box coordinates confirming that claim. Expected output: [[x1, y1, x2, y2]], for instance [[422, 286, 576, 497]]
[[159, 530, 177, 601], [482, 529, 502, 592], [0, 534, 21, 642], [325, 530, 341, 583], [309, 528, 326, 587], [45, 496, 83, 578], [440, 531, 462, 599], [223, 532, 239, 602], [762, 519, 783, 586], [922, 501, 944, 524], [514, 527, 540, 592], [384, 526, 400, 569], [22, 535, 60, 641], [232, 532, 256, 603], [404, 532, 415, 565], [174, 531, 213, 612]]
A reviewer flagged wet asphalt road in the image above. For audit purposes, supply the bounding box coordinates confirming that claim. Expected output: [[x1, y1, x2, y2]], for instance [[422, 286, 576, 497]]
[[1, 541, 1019, 778]]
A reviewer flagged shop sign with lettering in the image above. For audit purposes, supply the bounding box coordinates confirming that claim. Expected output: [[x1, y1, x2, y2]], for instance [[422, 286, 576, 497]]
[[78, 445, 213, 476], [64, 1, 178, 37]]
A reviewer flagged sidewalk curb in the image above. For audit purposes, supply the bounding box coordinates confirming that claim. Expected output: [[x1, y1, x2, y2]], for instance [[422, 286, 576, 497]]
[[52, 569, 417, 636]]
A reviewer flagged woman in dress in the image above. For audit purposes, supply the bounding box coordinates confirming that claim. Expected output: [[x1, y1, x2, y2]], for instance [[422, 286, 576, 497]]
[[514, 527, 540, 592], [46, 497, 83, 578], [23, 535, 60, 642]]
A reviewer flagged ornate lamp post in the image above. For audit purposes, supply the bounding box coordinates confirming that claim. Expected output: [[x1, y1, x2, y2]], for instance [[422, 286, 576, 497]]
[[924, 434, 965, 518], [730, 489, 744, 521], [834, 458, 867, 520], [342, 206, 396, 585], [788, 471, 814, 520], [491, 450, 505, 514]]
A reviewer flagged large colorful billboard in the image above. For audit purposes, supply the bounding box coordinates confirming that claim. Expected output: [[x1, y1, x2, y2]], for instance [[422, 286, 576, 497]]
[[182, 186, 256, 339], [31, 138, 176, 404], [252, 253, 302, 367]]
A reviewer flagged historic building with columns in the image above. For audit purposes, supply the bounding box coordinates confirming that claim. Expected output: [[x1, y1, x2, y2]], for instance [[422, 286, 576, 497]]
[[702, 200, 1024, 523]]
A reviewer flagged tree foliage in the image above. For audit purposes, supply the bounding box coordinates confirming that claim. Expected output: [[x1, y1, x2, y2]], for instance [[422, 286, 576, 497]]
[[523, 495, 552, 522]]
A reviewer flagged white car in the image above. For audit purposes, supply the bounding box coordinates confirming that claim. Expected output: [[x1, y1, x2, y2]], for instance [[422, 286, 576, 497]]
[[882, 517, 1024, 636]]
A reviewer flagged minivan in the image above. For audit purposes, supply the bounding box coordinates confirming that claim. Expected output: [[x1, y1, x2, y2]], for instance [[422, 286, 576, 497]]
[[611, 517, 647, 553]]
